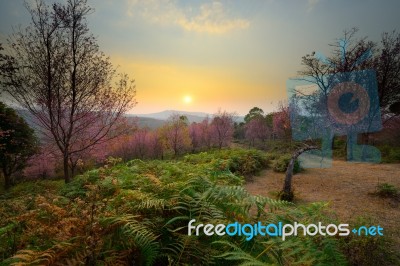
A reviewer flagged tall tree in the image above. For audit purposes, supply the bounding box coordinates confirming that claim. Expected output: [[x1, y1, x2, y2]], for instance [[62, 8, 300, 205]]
[[211, 110, 235, 149], [272, 102, 291, 140], [244, 107, 264, 123], [299, 28, 400, 124], [1, 0, 136, 183], [245, 117, 269, 146], [375, 31, 400, 118], [189, 118, 213, 151], [161, 114, 191, 157], [0, 102, 38, 189]]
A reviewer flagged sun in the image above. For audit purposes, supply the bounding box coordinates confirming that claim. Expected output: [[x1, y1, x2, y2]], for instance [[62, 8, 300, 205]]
[[183, 95, 192, 104]]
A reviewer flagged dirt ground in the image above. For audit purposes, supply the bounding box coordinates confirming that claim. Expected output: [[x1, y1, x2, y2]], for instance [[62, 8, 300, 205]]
[[245, 160, 400, 249]]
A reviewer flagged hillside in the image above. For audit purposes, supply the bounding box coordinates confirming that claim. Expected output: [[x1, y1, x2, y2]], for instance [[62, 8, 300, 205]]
[[1, 149, 399, 265], [0, 149, 351, 265]]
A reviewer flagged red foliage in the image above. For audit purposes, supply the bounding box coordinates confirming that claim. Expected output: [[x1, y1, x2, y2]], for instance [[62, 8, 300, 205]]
[[273, 104, 291, 139]]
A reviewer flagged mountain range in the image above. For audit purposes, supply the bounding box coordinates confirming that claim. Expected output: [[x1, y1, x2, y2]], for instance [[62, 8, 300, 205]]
[[130, 110, 244, 129], [16, 109, 244, 131]]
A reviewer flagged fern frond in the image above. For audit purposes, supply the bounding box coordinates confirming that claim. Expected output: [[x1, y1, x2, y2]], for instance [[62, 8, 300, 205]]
[[102, 215, 159, 266]]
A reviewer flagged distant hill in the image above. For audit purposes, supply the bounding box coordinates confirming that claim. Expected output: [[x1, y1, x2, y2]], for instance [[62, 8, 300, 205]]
[[131, 110, 211, 123], [15, 109, 244, 133], [131, 110, 244, 125], [133, 117, 166, 130]]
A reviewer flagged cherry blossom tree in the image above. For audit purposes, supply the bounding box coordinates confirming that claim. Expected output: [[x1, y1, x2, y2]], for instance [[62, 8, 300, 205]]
[[2, 0, 136, 183], [273, 103, 291, 139], [211, 110, 235, 149], [146, 130, 164, 159], [189, 118, 213, 152], [245, 117, 270, 146]]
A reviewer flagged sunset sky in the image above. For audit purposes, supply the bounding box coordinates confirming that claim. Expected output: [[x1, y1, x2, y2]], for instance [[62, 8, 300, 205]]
[[1, 0, 399, 115]]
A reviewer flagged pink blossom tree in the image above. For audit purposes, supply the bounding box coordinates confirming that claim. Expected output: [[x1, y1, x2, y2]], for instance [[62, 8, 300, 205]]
[[273, 103, 291, 139], [245, 117, 270, 146], [211, 110, 235, 149], [24, 145, 58, 179], [189, 118, 213, 152], [146, 130, 164, 159]]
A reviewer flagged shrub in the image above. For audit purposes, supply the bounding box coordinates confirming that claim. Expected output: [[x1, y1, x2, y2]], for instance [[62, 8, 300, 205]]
[[375, 183, 399, 198], [339, 217, 400, 266], [271, 154, 301, 174], [184, 148, 269, 177], [378, 145, 400, 163]]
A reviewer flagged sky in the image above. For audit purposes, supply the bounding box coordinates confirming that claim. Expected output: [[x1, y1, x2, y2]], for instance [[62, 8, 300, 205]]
[[0, 0, 399, 116]]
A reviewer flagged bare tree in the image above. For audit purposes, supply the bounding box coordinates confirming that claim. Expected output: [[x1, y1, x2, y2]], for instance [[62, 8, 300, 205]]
[[296, 28, 396, 156], [1, 0, 136, 183], [375, 31, 400, 120], [299, 28, 400, 125]]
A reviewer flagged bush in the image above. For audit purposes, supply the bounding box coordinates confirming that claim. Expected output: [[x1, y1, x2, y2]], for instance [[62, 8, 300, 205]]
[[375, 183, 399, 198], [340, 217, 400, 266], [271, 154, 301, 174], [184, 148, 269, 177], [378, 145, 400, 163]]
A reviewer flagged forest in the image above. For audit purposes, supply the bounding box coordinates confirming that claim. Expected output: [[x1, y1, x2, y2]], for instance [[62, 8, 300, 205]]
[[1, 0, 400, 265]]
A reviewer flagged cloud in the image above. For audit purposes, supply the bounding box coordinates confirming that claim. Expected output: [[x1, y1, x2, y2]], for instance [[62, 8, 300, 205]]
[[126, 0, 250, 34]]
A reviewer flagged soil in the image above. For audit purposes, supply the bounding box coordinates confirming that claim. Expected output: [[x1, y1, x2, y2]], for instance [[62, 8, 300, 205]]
[[245, 160, 400, 251]]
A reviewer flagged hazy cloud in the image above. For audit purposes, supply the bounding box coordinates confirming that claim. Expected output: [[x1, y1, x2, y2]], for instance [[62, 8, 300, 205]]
[[126, 0, 250, 34]]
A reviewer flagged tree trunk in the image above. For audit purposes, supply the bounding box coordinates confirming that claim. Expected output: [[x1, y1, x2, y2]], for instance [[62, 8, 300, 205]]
[[63, 153, 70, 183], [280, 145, 318, 201], [3, 172, 11, 190]]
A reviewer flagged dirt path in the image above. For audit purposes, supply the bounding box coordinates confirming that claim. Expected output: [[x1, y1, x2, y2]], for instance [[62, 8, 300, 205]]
[[245, 160, 400, 247]]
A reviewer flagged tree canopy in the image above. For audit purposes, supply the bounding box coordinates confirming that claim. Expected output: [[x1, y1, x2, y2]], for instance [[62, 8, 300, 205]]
[[0, 102, 38, 189]]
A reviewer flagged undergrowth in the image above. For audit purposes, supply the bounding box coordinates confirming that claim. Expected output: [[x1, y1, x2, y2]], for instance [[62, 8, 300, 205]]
[[0, 148, 351, 265]]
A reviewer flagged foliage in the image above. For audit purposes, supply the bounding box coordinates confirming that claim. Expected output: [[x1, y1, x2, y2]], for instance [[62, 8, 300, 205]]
[[245, 117, 270, 146], [379, 145, 400, 163], [339, 217, 400, 266], [183, 148, 269, 179], [160, 114, 191, 157], [0, 102, 38, 189], [272, 102, 291, 140], [211, 110, 235, 149], [271, 154, 302, 174], [244, 107, 265, 123], [0, 148, 347, 265], [375, 183, 399, 198]]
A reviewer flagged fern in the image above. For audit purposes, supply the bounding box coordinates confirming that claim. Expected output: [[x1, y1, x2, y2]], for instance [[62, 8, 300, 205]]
[[102, 215, 160, 266]]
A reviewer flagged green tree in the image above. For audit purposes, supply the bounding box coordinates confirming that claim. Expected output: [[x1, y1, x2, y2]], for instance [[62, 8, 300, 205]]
[[0, 102, 38, 189], [244, 107, 264, 123]]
